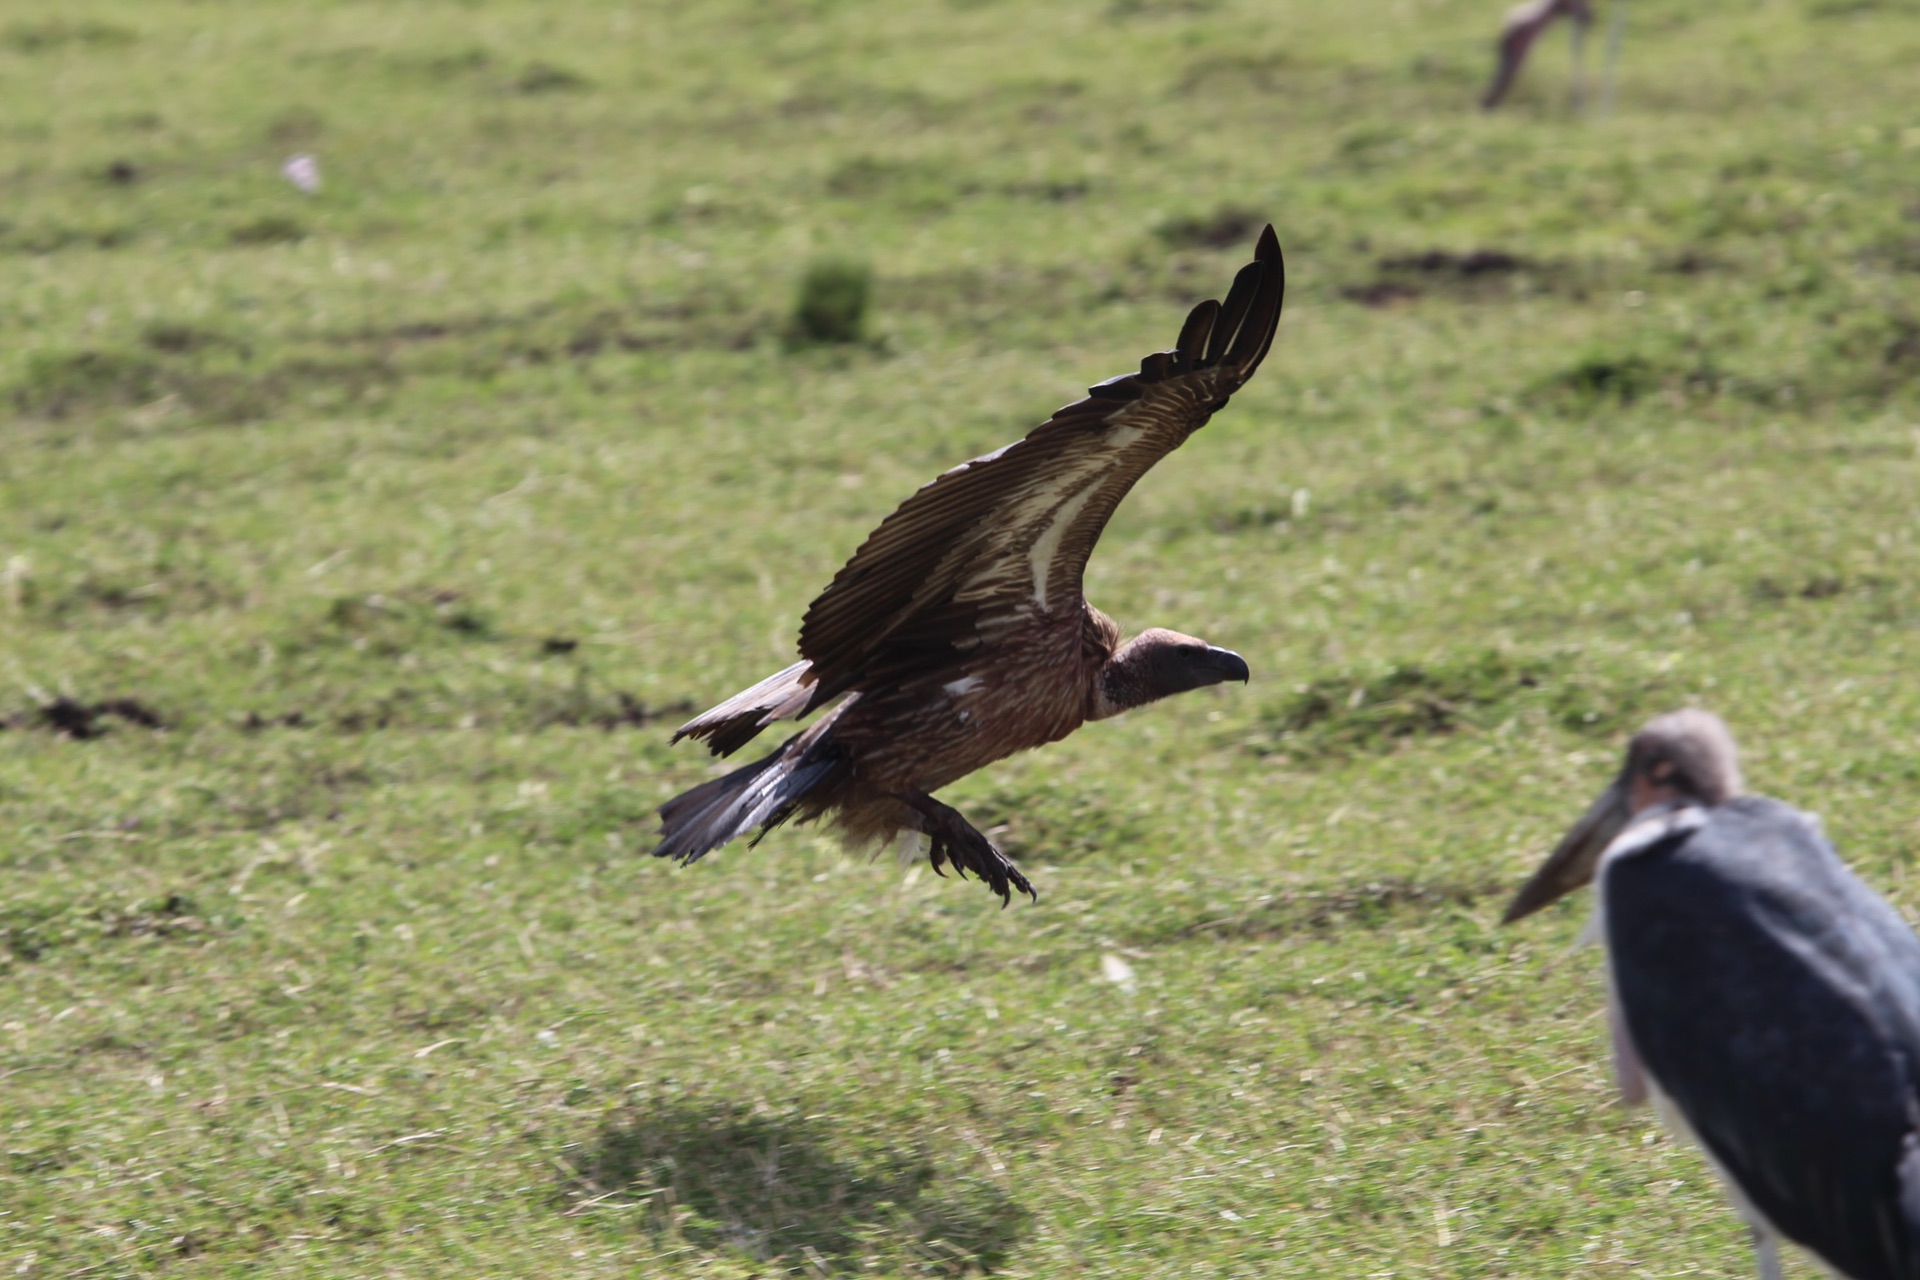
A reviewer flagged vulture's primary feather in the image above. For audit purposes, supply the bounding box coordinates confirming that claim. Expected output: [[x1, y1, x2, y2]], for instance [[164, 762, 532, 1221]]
[[656, 226, 1285, 902]]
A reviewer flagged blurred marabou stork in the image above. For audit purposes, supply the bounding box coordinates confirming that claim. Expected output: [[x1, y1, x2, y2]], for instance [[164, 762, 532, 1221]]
[[1481, 0, 1626, 112], [1505, 709, 1920, 1280]]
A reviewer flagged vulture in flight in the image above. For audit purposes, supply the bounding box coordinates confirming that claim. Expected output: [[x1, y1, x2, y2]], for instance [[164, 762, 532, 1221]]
[[654, 226, 1285, 903]]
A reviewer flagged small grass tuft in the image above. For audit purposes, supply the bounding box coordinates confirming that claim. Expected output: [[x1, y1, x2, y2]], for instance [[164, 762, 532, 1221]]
[[1533, 351, 1672, 406], [228, 214, 308, 246], [788, 256, 873, 346], [514, 61, 590, 93]]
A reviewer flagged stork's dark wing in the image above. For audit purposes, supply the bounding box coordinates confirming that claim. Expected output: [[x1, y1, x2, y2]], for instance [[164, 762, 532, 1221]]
[[1606, 797, 1920, 1280], [795, 225, 1283, 700]]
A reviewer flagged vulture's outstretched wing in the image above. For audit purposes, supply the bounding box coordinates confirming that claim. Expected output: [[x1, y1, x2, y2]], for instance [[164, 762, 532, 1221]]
[[796, 225, 1283, 701]]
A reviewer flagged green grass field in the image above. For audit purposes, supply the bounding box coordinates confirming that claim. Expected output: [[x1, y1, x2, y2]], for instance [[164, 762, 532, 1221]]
[[4, 0, 1920, 1274]]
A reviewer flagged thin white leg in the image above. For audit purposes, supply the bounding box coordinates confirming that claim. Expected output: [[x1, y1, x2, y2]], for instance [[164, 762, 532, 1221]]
[[1569, 21, 1588, 113], [1599, 0, 1626, 116], [1752, 1227, 1782, 1280]]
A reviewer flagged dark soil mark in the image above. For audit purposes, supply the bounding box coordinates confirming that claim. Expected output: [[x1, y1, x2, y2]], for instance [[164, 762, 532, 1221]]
[[1344, 248, 1550, 306], [1661, 248, 1719, 275], [1340, 279, 1421, 308], [1751, 572, 1884, 603], [3, 696, 166, 740], [140, 321, 233, 355], [1381, 249, 1531, 277], [239, 710, 309, 732], [1155, 205, 1265, 250], [567, 693, 697, 732]]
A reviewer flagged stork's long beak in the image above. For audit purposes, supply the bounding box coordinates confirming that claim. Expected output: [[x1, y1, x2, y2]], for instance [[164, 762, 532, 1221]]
[[1502, 774, 1632, 923]]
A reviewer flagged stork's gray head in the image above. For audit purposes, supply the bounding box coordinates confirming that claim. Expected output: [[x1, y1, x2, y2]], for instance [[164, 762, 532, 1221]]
[[1502, 709, 1743, 924]]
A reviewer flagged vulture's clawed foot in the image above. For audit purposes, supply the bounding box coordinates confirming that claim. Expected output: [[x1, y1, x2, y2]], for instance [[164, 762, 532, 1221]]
[[894, 791, 1037, 907]]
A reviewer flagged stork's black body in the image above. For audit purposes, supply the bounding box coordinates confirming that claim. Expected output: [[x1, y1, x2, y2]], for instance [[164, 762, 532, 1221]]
[[1506, 710, 1920, 1279], [1604, 797, 1920, 1280]]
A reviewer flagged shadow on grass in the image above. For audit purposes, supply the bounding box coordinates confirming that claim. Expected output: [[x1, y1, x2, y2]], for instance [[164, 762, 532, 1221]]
[[560, 1102, 1025, 1275]]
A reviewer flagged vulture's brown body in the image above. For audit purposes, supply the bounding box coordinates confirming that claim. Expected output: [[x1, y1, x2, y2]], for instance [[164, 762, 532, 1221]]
[[655, 227, 1285, 902]]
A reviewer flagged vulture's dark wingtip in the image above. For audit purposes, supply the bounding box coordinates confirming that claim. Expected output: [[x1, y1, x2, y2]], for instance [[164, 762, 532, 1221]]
[[1215, 223, 1285, 375]]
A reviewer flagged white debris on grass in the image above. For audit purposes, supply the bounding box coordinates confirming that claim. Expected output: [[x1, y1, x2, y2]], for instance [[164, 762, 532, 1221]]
[[283, 153, 321, 194]]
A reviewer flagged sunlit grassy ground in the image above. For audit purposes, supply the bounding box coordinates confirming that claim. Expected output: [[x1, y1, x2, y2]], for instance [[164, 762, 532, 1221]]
[[3, 0, 1919, 1275]]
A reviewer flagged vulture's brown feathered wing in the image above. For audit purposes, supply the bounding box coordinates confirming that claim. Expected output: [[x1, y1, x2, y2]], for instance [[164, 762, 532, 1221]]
[[802, 226, 1283, 693], [676, 225, 1284, 755]]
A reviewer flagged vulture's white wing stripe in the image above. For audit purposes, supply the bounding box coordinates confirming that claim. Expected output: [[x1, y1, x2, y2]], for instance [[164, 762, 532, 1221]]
[[1027, 480, 1101, 610]]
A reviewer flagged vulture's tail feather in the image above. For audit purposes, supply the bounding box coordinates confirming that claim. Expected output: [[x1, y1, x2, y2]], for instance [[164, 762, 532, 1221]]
[[653, 732, 846, 866], [671, 659, 819, 757]]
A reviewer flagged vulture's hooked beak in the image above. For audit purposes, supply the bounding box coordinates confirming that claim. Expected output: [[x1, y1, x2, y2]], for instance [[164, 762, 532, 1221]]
[[1502, 773, 1632, 924], [1196, 646, 1251, 687]]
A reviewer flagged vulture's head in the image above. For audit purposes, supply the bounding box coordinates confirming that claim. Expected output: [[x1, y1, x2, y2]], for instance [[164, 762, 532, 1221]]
[[1091, 627, 1250, 720]]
